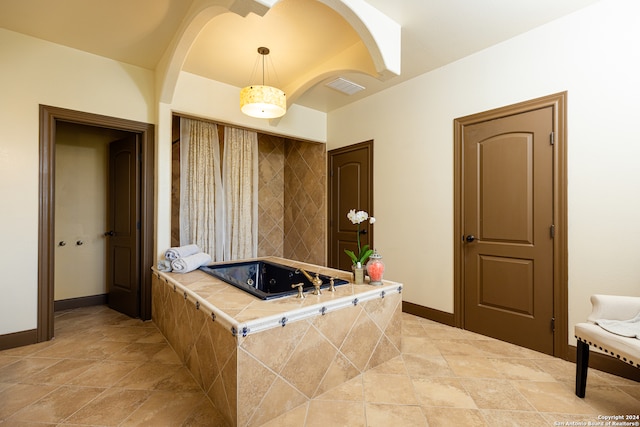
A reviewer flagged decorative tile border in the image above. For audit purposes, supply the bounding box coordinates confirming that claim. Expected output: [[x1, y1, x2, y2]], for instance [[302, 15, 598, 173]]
[[152, 268, 403, 338]]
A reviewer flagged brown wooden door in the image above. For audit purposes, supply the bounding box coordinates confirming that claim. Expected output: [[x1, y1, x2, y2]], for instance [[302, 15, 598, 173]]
[[106, 135, 140, 318], [328, 141, 373, 271], [463, 107, 554, 354]]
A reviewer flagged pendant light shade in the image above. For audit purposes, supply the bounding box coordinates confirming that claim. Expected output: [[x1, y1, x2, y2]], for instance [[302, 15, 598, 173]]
[[240, 85, 286, 118], [240, 47, 286, 119]]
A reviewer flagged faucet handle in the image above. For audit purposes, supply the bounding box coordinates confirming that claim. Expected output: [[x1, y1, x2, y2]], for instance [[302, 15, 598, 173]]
[[328, 277, 336, 292], [312, 274, 322, 295], [291, 283, 306, 299]]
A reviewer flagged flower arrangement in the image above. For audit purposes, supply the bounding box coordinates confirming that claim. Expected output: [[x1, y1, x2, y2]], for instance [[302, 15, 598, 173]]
[[344, 209, 375, 267]]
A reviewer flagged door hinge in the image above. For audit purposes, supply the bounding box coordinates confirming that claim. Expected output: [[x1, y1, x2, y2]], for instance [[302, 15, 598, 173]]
[[550, 224, 555, 238], [550, 317, 555, 332], [550, 132, 555, 145]]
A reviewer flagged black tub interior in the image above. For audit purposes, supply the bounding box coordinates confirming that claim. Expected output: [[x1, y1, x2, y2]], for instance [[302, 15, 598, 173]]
[[199, 260, 349, 300]]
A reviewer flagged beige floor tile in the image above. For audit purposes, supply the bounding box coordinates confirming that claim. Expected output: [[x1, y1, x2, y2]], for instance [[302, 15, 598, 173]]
[[403, 353, 455, 378], [489, 358, 557, 381], [366, 355, 408, 375], [66, 360, 143, 387], [315, 375, 364, 401], [22, 358, 97, 385], [511, 380, 598, 414], [433, 339, 491, 357], [579, 384, 640, 414], [461, 378, 536, 411], [305, 400, 365, 427], [618, 384, 640, 401], [259, 403, 308, 427], [1, 305, 637, 427], [365, 402, 427, 426], [481, 409, 550, 426], [363, 372, 418, 405], [0, 358, 60, 383], [422, 407, 488, 427], [0, 383, 58, 420], [8, 385, 105, 424], [64, 388, 151, 426], [119, 390, 206, 426], [412, 377, 477, 408], [115, 361, 181, 390], [445, 355, 504, 379], [401, 335, 441, 355]]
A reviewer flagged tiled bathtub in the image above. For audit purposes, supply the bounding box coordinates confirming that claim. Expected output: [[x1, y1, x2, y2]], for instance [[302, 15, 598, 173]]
[[151, 257, 403, 427]]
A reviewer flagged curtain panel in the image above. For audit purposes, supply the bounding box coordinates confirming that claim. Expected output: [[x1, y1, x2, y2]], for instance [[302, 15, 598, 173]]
[[179, 118, 224, 261], [223, 127, 259, 260]]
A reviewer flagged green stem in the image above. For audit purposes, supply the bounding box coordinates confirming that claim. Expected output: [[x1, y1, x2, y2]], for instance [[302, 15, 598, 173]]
[[356, 223, 361, 262]]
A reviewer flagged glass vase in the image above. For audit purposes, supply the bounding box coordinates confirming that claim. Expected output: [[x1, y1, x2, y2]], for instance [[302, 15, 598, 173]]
[[366, 249, 385, 285], [352, 265, 365, 285]]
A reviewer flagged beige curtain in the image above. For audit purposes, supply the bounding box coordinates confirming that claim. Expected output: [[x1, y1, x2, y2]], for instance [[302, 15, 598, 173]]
[[179, 118, 224, 261], [223, 127, 258, 260]]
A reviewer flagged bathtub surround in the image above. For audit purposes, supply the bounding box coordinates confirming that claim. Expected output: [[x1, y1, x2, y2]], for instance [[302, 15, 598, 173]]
[[152, 257, 402, 427]]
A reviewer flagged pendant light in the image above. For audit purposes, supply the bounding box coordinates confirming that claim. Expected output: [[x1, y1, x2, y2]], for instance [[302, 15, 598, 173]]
[[240, 47, 286, 119]]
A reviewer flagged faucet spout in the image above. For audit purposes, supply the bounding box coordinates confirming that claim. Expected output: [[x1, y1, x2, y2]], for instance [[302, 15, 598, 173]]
[[298, 268, 314, 283], [298, 268, 323, 295]]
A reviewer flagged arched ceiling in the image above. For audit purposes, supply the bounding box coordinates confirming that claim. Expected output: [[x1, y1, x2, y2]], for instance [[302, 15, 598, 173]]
[[0, 0, 602, 113]]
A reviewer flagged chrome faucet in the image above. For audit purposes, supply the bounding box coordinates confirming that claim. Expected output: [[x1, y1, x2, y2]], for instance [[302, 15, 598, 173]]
[[298, 268, 323, 295]]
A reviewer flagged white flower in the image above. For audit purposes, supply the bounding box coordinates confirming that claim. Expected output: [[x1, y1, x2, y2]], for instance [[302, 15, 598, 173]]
[[369, 217, 376, 224], [347, 209, 369, 225]]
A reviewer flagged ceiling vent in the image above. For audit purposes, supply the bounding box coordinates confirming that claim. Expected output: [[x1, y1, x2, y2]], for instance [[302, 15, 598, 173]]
[[325, 77, 365, 95]]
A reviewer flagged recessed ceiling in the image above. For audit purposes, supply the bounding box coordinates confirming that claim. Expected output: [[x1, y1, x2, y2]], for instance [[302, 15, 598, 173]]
[[0, 0, 601, 113]]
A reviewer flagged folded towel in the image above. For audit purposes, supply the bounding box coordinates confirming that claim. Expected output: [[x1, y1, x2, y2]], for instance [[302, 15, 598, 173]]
[[596, 313, 640, 339], [171, 252, 212, 274], [165, 244, 200, 261], [157, 259, 172, 272]]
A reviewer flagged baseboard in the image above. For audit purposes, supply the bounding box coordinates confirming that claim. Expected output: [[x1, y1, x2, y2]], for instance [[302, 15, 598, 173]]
[[402, 301, 456, 327], [54, 294, 108, 312], [0, 329, 37, 351], [567, 344, 640, 382]]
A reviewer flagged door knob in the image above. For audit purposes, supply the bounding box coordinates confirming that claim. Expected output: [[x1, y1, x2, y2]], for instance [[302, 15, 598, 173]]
[[465, 235, 476, 243], [104, 230, 115, 236]]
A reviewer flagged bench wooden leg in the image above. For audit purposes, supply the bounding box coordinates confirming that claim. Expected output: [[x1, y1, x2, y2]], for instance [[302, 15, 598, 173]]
[[576, 339, 590, 398]]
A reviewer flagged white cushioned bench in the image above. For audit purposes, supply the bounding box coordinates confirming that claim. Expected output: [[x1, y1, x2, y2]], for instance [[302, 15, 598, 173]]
[[574, 294, 640, 397]]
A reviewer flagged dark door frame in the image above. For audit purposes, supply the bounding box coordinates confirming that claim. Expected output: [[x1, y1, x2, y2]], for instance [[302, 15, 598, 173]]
[[38, 105, 155, 341], [453, 92, 568, 359]]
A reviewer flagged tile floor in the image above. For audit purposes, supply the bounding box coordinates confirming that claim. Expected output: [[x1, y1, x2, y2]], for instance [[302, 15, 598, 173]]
[[1, 305, 638, 426]]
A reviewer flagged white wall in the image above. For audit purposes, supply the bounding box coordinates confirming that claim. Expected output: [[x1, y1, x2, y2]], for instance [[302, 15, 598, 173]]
[[327, 0, 640, 344], [0, 28, 155, 335], [54, 136, 108, 300]]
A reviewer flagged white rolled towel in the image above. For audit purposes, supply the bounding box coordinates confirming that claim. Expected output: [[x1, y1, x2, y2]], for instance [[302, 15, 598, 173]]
[[171, 252, 212, 274], [165, 244, 200, 261]]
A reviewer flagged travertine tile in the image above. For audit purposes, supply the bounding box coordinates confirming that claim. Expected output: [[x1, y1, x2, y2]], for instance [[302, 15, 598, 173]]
[[305, 400, 365, 427], [2, 306, 638, 427], [362, 372, 419, 405], [422, 407, 487, 427], [65, 388, 150, 426], [281, 326, 337, 398], [0, 383, 58, 420], [119, 390, 206, 426], [365, 402, 428, 426], [481, 409, 549, 426], [489, 358, 557, 381], [9, 385, 104, 423], [461, 378, 536, 411], [413, 377, 477, 408]]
